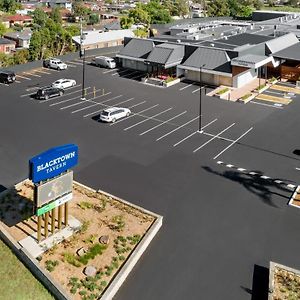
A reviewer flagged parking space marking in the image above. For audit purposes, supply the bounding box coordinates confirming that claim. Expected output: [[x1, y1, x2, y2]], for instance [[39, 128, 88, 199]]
[[110, 104, 159, 126], [112, 69, 128, 76], [82, 97, 134, 118], [71, 94, 123, 114], [103, 69, 116, 74], [23, 72, 41, 77], [128, 101, 146, 109], [179, 83, 195, 91], [66, 61, 82, 66], [192, 87, 200, 93], [156, 117, 216, 142], [15, 80, 21, 83], [124, 107, 173, 131], [60, 92, 110, 109], [213, 127, 253, 160], [39, 86, 86, 103], [250, 101, 283, 109], [49, 87, 95, 106], [264, 90, 283, 96], [201, 131, 234, 142], [193, 123, 235, 153], [173, 131, 197, 147], [34, 69, 51, 75], [0, 82, 9, 86], [139, 111, 187, 136], [16, 74, 31, 80]]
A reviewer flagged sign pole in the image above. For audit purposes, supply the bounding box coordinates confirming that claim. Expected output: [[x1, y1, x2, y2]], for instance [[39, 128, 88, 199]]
[[64, 202, 68, 226], [37, 216, 41, 242], [44, 212, 49, 238], [58, 205, 62, 229], [51, 208, 56, 234]]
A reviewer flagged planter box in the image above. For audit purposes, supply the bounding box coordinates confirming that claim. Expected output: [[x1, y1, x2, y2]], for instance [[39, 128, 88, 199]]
[[219, 91, 230, 100], [163, 78, 181, 87], [238, 93, 255, 104]]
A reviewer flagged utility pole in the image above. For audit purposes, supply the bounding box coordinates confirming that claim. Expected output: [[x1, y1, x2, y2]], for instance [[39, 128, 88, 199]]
[[80, 17, 86, 101]]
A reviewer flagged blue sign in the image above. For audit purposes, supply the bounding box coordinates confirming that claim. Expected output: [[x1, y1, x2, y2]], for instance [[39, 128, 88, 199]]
[[29, 144, 78, 183]]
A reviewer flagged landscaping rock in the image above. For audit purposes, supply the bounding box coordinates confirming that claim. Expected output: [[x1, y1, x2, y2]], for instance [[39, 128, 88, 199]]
[[99, 235, 109, 244], [77, 247, 87, 257], [84, 266, 97, 277]]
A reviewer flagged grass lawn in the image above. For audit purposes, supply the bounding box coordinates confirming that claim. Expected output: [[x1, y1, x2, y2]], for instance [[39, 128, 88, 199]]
[[0, 239, 54, 300]]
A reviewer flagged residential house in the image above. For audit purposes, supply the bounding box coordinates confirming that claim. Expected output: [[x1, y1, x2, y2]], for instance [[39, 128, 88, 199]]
[[41, 0, 73, 11], [6, 15, 33, 27], [4, 29, 32, 49], [0, 38, 16, 54]]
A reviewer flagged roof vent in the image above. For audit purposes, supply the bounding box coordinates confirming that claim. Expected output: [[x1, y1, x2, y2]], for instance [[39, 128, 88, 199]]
[[210, 43, 214, 47], [176, 39, 181, 43]]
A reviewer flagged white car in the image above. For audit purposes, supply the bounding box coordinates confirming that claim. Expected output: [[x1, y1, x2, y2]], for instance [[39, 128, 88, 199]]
[[44, 58, 68, 70], [52, 79, 76, 89], [99, 107, 131, 123]]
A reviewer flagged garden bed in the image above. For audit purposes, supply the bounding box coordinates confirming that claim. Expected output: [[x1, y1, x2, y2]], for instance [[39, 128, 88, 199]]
[[0, 180, 161, 300]]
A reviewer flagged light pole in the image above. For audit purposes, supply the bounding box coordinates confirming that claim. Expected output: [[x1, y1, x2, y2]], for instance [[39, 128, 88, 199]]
[[80, 18, 86, 101], [198, 64, 206, 133]]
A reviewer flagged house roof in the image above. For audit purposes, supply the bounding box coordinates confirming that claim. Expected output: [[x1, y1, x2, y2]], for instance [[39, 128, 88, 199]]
[[145, 43, 184, 67], [72, 29, 134, 47], [4, 30, 32, 40], [180, 46, 231, 73], [265, 33, 299, 54], [6, 15, 32, 22], [0, 38, 15, 45], [104, 20, 121, 31], [215, 33, 274, 47], [118, 38, 154, 59], [273, 42, 300, 61], [232, 54, 268, 65]]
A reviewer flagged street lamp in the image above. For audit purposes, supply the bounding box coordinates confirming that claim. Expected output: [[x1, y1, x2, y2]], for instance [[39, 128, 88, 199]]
[[80, 17, 86, 101], [198, 64, 206, 133]]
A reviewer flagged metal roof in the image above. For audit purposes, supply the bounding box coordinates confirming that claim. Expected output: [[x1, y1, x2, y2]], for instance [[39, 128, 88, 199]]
[[145, 43, 184, 67], [180, 46, 230, 72], [118, 38, 154, 59], [232, 54, 268, 65], [4, 30, 32, 40], [215, 33, 274, 46], [273, 42, 300, 61], [265, 33, 299, 54]]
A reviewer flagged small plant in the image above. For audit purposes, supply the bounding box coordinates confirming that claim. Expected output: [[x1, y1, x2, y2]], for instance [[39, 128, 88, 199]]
[[165, 76, 176, 83], [216, 87, 229, 95], [100, 281, 107, 287], [78, 201, 94, 210], [84, 234, 97, 244], [63, 252, 81, 267], [257, 84, 266, 91], [78, 244, 107, 265], [109, 215, 125, 232], [241, 93, 252, 101], [80, 220, 90, 234], [45, 260, 59, 272], [119, 255, 125, 261]]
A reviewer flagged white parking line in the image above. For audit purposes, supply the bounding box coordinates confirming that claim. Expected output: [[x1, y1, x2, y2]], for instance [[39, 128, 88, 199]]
[[16, 74, 31, 80], [192, 88, 200, 93], [157, 117, 216, 142], [49, 87, 95, 106], [71, 94, 122, 114], [173, 131, 197, 147], [82, 97, 134, 118], [23, 72, 41, 77], [193, 123, 235, 153], [15, 80, 21, 83], [139, 111, 187, 136], [128, 101, 146, 109], [66, 61, 82, 66], [264, 90, 283, 96], [250, 101, 283, 109], [103, 69, 117, 74], [179, 83, 195, 91], [0, 82, 9, 86], [34, 69, 51, 75], [112, 69, 128, 76], [201, 131, 234, 142], [124, 107, 173, 131], [39, 86, 86, 103], [110, 104, 159, 126], [60, 92, 111, 110], [213, 127, 253, 160]]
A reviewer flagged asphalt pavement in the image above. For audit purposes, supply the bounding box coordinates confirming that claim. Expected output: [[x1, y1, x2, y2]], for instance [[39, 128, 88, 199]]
[[1, 54, 300, 300]]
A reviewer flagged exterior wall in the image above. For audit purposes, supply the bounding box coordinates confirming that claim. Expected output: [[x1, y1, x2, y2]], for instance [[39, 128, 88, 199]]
[[122, 59, 148, 71], [232, 65, 249, 77], [280, 65, 300, 81], [219, 75, 232, 86], [233, 68, 257, 88], [0, 43, 15, 54], [82, 38, 124, 50]]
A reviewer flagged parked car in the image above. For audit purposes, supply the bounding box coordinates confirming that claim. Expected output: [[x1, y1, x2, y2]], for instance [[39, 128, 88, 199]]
[[99, 107, 131, 123], [43, 58, 68, 70], [52, 79, 76, 89], [36, 86, 64, 100], [91, 56, 116, 69], [0, 70, 16, 84]]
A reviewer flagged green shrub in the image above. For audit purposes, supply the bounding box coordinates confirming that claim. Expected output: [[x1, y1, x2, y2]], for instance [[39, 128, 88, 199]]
[[84, 234, 97, 244], [257, 84, 266, 91], [241, 93, 252, 100], [78, 244, 107, 265], [216, 87, 229, 95], [63, 252, 81, 267], [78, 201, 93, 210], [80, 221, 90, 234], [45, 260, 59, 272], [110, 216, 125, 232], [118, 255, 125, 261], [165, 76, 177, 83]]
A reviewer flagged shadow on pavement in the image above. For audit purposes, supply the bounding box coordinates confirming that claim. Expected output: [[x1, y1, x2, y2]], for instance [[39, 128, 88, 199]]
[[202, 166, 292, 207], [241, 264, 269, 300], [0, 184, 6, 193]]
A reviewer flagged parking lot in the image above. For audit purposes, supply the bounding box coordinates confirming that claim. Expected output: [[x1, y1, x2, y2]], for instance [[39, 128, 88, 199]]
[[2, 51, 300, 300]]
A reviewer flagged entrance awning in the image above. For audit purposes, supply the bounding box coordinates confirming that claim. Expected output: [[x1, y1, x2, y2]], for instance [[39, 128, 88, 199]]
[[231, 54, 273, 69]]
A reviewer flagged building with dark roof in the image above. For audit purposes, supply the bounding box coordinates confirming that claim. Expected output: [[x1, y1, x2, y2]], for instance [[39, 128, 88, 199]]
[[0, 38, 15, 54]]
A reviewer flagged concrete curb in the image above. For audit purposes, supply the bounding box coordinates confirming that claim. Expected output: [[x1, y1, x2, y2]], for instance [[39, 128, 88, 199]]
[[268, 261, 300, 300], [0, 180, 163, 300]]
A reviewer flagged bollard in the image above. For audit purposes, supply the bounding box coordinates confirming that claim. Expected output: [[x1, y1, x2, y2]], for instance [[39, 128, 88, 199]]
[[93, 86, 96, 98]]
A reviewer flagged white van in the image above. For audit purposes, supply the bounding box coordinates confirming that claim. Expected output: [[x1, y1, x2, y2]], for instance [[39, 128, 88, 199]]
[[91, 56, 116, 69]]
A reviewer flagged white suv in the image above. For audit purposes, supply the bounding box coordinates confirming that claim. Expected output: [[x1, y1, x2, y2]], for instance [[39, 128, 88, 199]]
[[99, 107, 131, 123], [43, 58, 68, 70]]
